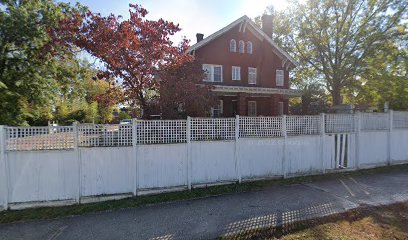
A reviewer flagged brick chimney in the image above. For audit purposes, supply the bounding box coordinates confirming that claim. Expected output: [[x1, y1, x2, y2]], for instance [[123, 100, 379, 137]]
[[196, 33, 204, 43], [261, 15, 273, 38]]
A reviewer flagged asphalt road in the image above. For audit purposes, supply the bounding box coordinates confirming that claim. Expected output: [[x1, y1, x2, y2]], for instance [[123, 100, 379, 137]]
[[1, 170, 408, 240]]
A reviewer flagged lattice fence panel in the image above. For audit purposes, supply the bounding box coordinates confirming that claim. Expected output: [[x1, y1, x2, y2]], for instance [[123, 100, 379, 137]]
[[393, 111, 408, 129], [78, 124, 132, 147], [136, 120, 187, 144], [239, 116, 283, 138], [6, 126, 74, 151], [286, 116, 321, 136], [190, 118, 235, 141], [325, 114, 355, 133], [360, 113, 389, 131]]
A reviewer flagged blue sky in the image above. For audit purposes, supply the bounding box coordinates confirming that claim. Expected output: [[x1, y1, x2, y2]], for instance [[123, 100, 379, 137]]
[[62, 0, 290, 44]]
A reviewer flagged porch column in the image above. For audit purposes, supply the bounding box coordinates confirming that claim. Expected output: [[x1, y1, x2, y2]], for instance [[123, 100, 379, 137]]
[[284, 99, 289, 115], [270, 95, 279, 116], [238, 93, 247, 116]]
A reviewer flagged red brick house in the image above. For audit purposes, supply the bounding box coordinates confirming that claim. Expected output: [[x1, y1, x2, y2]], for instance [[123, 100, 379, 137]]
[[188, 15, 301, 117]]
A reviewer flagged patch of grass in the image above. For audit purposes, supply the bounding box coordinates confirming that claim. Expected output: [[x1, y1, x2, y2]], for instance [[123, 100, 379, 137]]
[[1, 164, 407, 224], [220, 201, 408, 240]]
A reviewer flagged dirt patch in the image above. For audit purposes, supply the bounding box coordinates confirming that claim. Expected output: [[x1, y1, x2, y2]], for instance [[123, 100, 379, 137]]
[[221, 201, 408, 240]]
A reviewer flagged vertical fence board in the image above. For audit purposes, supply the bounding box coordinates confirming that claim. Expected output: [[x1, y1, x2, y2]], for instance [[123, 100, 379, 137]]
[[80, 147, 133, 197], [0, 126, 8, 210], [137, 144, 187, 189], [132, 119, 138, 195], [7, 151, 77, 203], [235, 115, 241, 183]]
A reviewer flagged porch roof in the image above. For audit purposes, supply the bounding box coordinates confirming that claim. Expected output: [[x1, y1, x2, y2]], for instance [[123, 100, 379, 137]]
[[210, 85, 302, 97]]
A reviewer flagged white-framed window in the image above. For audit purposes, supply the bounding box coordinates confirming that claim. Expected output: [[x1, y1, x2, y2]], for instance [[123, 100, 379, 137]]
[[278, 102, 284, 115], [232, 66, 241, 80], [211, 100, 223, 117], [229, 39, 236, 52], [246, 41, 253, 54], [276, 69, 284, 86], [239, 40, 245, 53], [248, 67, 257, 84], [203, 64, 223, 82], [248, 101, 257, 116]]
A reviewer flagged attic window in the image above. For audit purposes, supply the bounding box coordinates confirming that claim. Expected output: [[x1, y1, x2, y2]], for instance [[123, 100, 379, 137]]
[[239, 40, 245, 53], [276, 70, 284, 86], [247, 41, 253, 54], [230, 39, 236, 52]]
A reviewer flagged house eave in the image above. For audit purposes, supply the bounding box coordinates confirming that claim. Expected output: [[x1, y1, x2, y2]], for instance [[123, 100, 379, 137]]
[[188, 15, 299, 68]]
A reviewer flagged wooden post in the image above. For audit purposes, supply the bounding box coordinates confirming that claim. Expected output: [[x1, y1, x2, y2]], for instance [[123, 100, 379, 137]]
[[355, 112, 361, 169], [132, 119, 138, 196], [282, 115, 287, 178], [0, 126, 9, 210], [341, 134, 346, 167], [234, 115, 241, 183], [73, 122, 81, 203], [320, 113, 326, 173], [186, 117, 192, 190], [388, 110, 393, 165]]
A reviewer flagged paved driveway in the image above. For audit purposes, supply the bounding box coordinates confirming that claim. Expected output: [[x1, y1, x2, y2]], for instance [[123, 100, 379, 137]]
[[1, 170, 408, 240]]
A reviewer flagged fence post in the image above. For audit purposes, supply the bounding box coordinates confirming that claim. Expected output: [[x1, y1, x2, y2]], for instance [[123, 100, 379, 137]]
[[234, 115, 241, 183], [282, 115, 287, 178], [388, 110, 393, 166], [0, 126, 8, 210], [132, 119, 138, 196], [320, 113, 326, 173], [73, 122, 81, 203], [187, 116, 192, 190], [355, 112, 361, 169]]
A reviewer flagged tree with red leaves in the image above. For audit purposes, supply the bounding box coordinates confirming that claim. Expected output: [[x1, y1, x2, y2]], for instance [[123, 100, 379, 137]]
[[159, 60, 216, 119], [51, 4, 195, 118]]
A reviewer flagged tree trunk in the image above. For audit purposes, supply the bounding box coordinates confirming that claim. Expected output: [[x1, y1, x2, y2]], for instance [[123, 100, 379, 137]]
[[301, 96, 310, 115], [138, 93, 147, 119], [331, 87, 342, 106]]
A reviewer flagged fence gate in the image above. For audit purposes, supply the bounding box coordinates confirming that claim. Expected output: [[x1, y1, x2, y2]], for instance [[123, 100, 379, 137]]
[[329, 133, 353, 169]]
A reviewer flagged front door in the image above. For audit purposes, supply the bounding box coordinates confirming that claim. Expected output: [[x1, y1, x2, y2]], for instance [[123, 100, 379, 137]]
[[231, 100, 238, 116]]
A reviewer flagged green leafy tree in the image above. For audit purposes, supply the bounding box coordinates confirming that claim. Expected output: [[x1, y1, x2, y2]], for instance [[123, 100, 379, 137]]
[[0, 0, 86, 125], [352, 44, 408, 110], [257, 0, 407, 106], [118, 111, 131, 121], [290, 81, 331, 115]]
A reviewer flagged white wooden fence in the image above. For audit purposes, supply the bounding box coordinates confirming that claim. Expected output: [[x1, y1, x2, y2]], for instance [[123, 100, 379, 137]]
[[1, 111, 408, 211]]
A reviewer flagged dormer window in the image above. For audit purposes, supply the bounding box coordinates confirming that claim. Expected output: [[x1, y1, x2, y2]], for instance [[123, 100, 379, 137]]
[[247, 41, 253, 54], [239, 40, 245, 53], [229, 39, 236, 52]]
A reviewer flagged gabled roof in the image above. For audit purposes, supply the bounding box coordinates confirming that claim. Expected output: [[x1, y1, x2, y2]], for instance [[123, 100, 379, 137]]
[[188, 15, 298, 69]]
